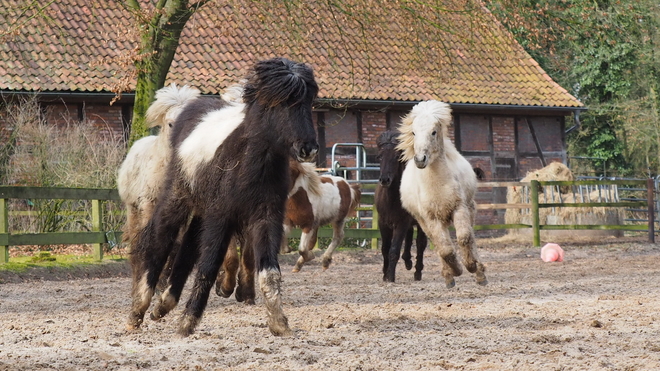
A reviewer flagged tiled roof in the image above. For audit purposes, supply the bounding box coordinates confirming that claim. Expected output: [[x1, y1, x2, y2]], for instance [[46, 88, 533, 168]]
[[0, 0, 583, 108]]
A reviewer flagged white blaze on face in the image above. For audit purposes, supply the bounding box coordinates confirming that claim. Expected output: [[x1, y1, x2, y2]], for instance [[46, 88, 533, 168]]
[[177, 103, 246, 186]]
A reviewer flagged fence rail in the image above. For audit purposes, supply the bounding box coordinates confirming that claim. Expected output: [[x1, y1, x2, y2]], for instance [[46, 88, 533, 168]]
[[0, 180, 655, 263]]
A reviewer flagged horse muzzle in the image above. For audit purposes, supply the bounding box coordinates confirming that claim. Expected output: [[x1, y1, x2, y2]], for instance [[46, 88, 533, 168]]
[[379, 176, 392, 187], [295, 142, 319, 162], [414, 154, 428, 169]]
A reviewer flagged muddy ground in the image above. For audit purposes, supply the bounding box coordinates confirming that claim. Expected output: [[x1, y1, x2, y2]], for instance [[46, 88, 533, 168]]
[[1, 237, 659, 370]]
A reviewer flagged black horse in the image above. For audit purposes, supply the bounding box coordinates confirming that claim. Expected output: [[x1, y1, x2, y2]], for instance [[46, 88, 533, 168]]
[[375, 130, 428, 282], [126, 58, 319, 337]]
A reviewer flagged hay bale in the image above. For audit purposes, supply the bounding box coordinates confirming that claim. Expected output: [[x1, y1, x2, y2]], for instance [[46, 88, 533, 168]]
[[505, 162, 574, 225], [504, 162, 623, 238]]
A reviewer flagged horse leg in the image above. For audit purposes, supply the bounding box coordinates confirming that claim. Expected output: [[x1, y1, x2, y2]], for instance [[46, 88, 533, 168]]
[[126, 191, 191, 331], [178, 221, 233, 337], [292, 227, 317, 273], [424, 223, 462, 289], [413, 226, 428, 281], [453, 205, 487, 286], [402, 227, 414, 271], [156, 223, 187, 294], [235, 240, 256, 305], [151, 216, 202, 320], [385, 223, 410, 282], [321, 220, 345, 270], [279, 223, 292, 254], [379, 226, 393, 281], [215, 237, 239, 298], [249, 219, 292, 336]]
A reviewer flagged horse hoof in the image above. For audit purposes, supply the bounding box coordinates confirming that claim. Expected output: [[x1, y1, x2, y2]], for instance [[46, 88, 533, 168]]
[[414, 272, 422, 281], [404, 259, 413, 270], [125, 322, 141, 332], [245, 298, 256, 305], [322, 258, 332, 270], [445, 278, 456, 289], [126, 313, 144, 331], [177, 314, 199, 337], [292, 267, 301, 273], [215, 284, 234, 298], [267, 318, 293, 337], [476, 273, 488, 286]]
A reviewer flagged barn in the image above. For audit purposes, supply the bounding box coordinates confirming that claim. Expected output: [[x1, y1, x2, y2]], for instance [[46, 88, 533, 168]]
[[0, 0, 584, 226]]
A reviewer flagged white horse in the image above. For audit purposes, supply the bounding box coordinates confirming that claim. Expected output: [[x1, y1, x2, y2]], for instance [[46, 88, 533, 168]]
[[396, 100, 487, 288], [117, 84, 200, 247]]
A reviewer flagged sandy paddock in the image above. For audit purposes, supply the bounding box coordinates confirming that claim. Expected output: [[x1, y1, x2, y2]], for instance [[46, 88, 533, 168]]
[[1, 237, 659, 370]]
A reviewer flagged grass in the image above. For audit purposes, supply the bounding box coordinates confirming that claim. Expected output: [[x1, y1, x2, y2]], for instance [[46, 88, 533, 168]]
[[0, 253, 126, 273]]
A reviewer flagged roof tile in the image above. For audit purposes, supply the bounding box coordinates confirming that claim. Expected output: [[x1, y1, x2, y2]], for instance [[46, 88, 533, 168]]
[[0, 0, 582, 108]]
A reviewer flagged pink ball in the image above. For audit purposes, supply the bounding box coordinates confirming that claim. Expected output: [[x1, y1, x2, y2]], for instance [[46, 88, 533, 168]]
[[541, 243, 564, 262]]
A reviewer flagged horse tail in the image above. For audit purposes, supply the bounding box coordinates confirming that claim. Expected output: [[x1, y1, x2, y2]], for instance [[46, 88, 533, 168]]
[[146, 83, 201, 130], [348, 184, 362, 216]]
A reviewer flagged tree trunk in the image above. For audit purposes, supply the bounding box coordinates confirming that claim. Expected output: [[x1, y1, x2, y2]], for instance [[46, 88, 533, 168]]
[[126, 0, 200, 144]]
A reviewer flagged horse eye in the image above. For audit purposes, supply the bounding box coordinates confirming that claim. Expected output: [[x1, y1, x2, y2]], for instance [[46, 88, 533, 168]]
[[432, 130, 437, 136], [412, 132, 415, 136]]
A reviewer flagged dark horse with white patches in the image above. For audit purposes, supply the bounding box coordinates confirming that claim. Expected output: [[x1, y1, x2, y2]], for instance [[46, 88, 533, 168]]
[[215, 159, 361, 303], [126, 58, 319, 337], [376, 131, 428, 282]]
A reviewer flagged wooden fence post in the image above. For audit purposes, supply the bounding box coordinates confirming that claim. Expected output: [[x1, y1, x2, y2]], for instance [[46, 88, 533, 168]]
[[91, 199, 103, 261], [648, 178, 655, 243], [0, 197, 8, 263], [531, 180, 540, 247], [371, 206, 379, 249]]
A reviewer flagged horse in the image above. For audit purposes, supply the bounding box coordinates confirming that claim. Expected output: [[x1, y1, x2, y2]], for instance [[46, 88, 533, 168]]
[[375, 130, 428, 282], [214, 159, 361, 302], [126, 57, 319, 337], [396, 100, 487, 289], [116, 84, 200, 250], [286, 159, 361, 272]]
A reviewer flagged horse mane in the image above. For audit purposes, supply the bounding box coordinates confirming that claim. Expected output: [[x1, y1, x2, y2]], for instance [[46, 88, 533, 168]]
[[243, 58, 318, 108], [221, 81, 245, 104], [376, 130, 399, 148], [146, 83, 201, 129], [290, 161, 323, 197], [396, 100, 452, 162]]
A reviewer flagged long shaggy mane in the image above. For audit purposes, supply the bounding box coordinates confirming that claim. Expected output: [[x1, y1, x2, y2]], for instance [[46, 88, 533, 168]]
[[145, 84, 201, 129], [243, 58, 318, 108], [396, 100, 452, 162]]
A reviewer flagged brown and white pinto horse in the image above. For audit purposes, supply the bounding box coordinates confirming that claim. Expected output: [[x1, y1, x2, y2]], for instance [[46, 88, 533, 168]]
[[286, 160, 362, 272]]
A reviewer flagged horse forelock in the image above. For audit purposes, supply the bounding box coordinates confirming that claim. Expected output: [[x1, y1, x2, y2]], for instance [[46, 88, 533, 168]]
[[396, 100, 452, 161], [243, 58, 318, 108], [377, 130, 399, 148]]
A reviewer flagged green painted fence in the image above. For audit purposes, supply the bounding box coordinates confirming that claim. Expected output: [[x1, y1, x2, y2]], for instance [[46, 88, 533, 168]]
[[0, 179, 655, 263]]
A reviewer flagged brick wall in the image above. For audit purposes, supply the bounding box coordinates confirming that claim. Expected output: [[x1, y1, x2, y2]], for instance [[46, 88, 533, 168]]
[[43, 102, 126, 141], [361, 111, 386, 152], [491, 116, 515, 154], [84, 104, 126, 140]]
